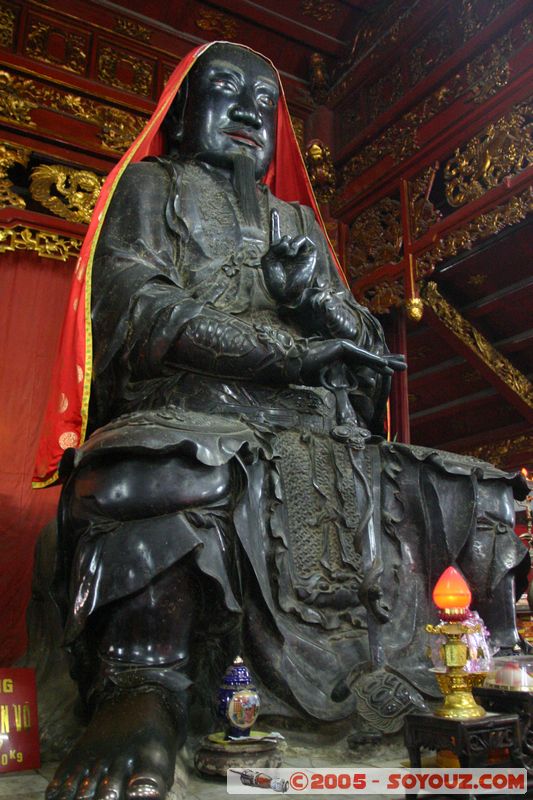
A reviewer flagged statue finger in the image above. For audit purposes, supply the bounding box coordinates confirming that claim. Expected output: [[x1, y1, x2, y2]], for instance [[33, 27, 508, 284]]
[[270, 208, 281, 244]]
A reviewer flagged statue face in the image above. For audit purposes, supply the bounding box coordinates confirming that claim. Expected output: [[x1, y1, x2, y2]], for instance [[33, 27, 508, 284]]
[[177, 45, 279, 179]]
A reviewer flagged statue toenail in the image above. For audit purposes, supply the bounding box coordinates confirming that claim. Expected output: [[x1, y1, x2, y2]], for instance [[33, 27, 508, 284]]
[[128, 778, 161, 798]]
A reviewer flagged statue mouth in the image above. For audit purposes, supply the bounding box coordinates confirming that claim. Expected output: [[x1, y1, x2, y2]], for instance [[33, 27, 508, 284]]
[[222, 127, 263, 148]]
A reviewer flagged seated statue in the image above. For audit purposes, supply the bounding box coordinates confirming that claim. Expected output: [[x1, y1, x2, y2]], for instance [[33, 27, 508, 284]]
[[34, 42, 528, 800]]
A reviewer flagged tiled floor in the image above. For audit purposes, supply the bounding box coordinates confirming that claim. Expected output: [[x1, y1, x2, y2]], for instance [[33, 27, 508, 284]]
[[0, 732, 409, 799]]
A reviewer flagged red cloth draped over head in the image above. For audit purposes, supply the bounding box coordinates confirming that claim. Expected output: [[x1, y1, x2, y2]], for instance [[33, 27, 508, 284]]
[[33, 40, 343, 487]]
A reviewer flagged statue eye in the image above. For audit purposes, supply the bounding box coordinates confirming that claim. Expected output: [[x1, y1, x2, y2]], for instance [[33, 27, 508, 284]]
[[212, 76, 239, 92], [257, 93, 276, 108]]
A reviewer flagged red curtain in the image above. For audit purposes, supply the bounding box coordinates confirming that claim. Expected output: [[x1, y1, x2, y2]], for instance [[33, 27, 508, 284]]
[[0, 249, 72, 663]]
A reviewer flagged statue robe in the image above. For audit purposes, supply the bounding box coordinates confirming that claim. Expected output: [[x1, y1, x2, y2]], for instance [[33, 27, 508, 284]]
[[56, 157, 528, 726]]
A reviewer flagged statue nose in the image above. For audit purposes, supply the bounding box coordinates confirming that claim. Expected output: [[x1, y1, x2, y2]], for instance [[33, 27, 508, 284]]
[[230, 104, 261, 129]]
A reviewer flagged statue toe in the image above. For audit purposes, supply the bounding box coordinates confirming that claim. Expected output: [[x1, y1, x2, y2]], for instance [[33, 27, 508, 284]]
[[127, 775, 166, 798]]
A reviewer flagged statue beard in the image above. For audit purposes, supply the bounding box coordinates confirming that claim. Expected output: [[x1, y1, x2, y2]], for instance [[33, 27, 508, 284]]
[[231, 150, 261, 227]]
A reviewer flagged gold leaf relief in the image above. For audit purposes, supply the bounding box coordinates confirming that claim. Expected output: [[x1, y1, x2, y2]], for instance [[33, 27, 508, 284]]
[[0, 141, 30, 209], [196, 10, 237, 40], [0, 68, 145, 152], [0, 3, 16, 49], [25, 20, 87, 75], [348, 197, 402, 280], [444, 101, 533, 207], [97, 46, 153, 98], [30, 164, 103, 224], [0, 226, 81, 260], [422, 281, 533, 409]]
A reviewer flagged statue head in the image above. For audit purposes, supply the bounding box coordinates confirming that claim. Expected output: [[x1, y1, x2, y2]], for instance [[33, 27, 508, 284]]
[[167, 43, 279, 180]]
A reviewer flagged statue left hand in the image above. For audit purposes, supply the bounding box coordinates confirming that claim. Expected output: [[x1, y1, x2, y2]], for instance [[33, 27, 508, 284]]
[[261, 209, 317, 305]]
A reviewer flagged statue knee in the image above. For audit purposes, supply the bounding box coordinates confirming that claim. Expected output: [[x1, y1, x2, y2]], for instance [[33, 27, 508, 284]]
[[71, 453, 232, 520]]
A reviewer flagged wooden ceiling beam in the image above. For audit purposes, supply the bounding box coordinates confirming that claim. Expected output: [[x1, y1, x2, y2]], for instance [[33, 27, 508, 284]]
[[202, 0, 348, 56], [460, 276, 533, 319], [420, 281, 533, 423]]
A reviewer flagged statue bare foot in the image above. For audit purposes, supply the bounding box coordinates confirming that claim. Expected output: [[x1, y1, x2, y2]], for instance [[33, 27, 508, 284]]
[[45, 690, 180, 800]]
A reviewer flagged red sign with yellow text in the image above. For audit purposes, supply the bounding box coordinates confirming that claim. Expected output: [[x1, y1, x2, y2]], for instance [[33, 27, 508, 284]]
[[0, 668, 40, 772]]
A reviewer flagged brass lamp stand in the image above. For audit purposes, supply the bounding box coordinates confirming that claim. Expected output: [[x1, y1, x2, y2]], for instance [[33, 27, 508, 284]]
[[426, 616, 486, 719]]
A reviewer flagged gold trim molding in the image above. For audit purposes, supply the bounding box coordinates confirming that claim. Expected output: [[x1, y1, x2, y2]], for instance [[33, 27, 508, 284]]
[[0, 68, 146, 152], [463, 433, 533, 468], [422, 281, 533, 410], [0, 226, 81, 261]]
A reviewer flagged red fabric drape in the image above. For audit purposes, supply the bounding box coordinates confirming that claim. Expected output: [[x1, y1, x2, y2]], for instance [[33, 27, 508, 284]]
[[0, 251, 72, 663]]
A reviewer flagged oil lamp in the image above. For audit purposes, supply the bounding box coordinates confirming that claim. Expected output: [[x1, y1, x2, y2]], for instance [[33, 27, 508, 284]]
[[426, 567, 487, 719]]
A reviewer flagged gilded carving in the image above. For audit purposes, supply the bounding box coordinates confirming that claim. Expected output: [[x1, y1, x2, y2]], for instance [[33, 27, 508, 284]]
[[422, 188, 533, 271], [357, 278, 405, 315], [0, 68, 145, 152], [0, 3, 16, 49], [409, 165, 441, 238], [301, 0, 335, 22], [0, 226, 81, 260], [30, 165, 103, 224], [463, 434, 533, 468], [305, 140, 335, 203], [367, 71, 403, 122], [409, 17, 452, 87], [466, 34, 512, 104], [0, 141, 30, 209], [460, 0, 508, 42], [114, 17, 152, 42], [341, 79, 460, 186], [196, 10, 237, 40], [422, 281, 533, 409], [98, 46, 153, 98], [444, 101, 532, 207], [348, 197, 402, 280], [291, 116, 304, 150], [405, 297, 423, 322], [25, 20, 87, 75], [309, 53, 329, 105], [0, 70, 38, 125]]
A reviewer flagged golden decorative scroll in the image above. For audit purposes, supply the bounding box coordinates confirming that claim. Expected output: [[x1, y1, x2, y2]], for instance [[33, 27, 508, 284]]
[[421, 188, 533, 271], [98, 46, 153, 98], [0, 226, 81, 261], [114, 17, 152, 42], [305, 140, 335, 203], [357, 278, 405, 315], [0, 141, 30, 209], [301, 0, 335, 21], [444, 101, 532, 207], [422, 281, 533, 410], [463, 433, 533, 468], [340, 79, 460, 185], [466, 33, 512, 104], [0, 68, 145, 152], [30, 165, 103, 224], [409, 165, 441, 238], [196, 10, 237, 40], [348, 197, 402, 280], [25, 21, 87, 74], [0, 3, 16, 49]]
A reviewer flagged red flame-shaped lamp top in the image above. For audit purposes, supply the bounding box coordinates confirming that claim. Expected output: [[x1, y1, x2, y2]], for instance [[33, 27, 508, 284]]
[[433, 566, 472, 620]]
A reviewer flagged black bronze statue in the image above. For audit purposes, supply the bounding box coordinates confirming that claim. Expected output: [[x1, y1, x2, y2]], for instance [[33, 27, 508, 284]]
[[42, 43, 528, 800]]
